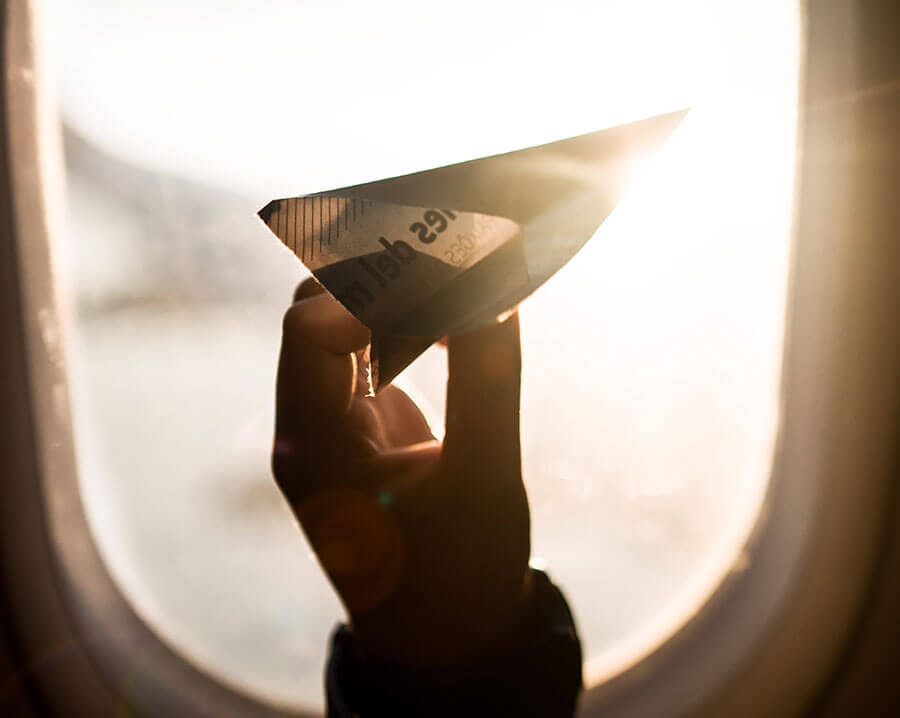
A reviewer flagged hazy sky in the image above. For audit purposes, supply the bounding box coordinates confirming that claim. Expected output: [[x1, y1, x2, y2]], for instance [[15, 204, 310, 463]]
[[46, 0, 793, 199], [47, 0, 800, 710]]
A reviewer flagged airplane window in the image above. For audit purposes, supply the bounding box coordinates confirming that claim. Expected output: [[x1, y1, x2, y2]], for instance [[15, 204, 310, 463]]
[[44, 0, 799, 711]]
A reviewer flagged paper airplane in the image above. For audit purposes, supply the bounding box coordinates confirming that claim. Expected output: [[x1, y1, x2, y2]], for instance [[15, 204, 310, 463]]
[[259, 109, 686, 390]]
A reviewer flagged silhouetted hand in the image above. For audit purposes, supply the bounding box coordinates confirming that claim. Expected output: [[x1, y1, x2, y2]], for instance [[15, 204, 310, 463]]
[[272, 278, 531, 667]]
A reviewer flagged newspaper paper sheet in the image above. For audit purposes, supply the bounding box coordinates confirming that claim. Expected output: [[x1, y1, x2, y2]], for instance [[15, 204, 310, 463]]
[[259, 109, 686, 390]]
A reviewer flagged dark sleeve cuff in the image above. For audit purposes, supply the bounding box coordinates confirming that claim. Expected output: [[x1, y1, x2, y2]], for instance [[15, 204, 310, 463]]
[[325, 569, 583, 718]]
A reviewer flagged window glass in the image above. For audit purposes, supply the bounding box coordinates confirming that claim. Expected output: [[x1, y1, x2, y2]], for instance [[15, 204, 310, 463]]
[[46, 0, 799, 710]]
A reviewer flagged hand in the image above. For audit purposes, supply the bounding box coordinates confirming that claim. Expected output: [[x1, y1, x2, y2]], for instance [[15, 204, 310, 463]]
[[272, 278, 531, 667]]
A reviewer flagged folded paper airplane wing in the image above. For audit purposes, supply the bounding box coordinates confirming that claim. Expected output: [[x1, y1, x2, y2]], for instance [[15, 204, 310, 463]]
[[259, 109, 686, 390]]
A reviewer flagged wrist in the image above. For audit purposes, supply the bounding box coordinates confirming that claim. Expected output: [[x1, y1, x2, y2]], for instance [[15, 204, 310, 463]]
[[326, 569, 583, 718], [350, 567, 534, 667]]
